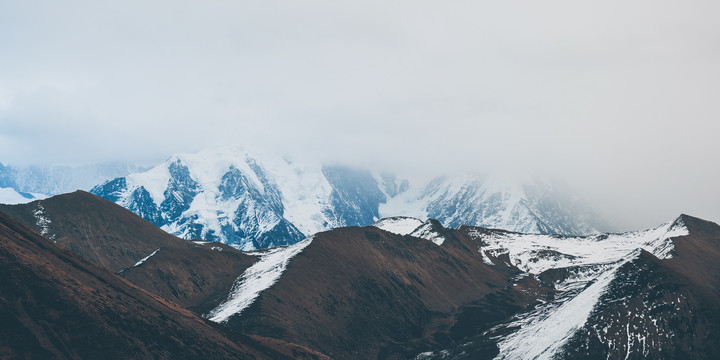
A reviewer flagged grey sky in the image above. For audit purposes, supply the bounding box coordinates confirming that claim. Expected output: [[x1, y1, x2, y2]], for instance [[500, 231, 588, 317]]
[[1, 0, 719, 230]]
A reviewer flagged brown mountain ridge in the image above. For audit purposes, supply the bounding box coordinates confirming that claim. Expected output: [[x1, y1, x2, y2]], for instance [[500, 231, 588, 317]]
[[0, 210, 259, 359], [4, 192, 720, 359], [0, 191, 258, 314]]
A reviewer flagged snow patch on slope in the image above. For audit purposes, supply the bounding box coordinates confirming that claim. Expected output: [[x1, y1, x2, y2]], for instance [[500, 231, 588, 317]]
[[207, 237, 313, 323], [411, 221, 446, 246], [133, 248, 160, 267], [462, 218, 689, 360], [373, 216, 424, 235], [495, 256, 626, 360], [32, 204, 55, 241], [373, 217, 446, 245], [475, 219, 688, 274]]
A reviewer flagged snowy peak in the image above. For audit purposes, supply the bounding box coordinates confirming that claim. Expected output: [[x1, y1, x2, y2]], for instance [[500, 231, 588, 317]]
[[92, 148, 389, 250], [91, 148, 610, 249], [373, 216, 424, 235], [373, 217, 447, 245], [410, 219, 447, 246], [381, 173, 609, 236]]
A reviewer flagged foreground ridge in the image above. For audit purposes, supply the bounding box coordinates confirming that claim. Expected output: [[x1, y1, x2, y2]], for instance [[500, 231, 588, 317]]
[[3, 192, 718, 360]]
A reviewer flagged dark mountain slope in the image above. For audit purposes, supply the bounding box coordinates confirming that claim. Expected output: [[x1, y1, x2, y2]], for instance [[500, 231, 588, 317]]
[[0, 191, 188, 272], [0, 191, 258, 313], [664, 214, 720, 292], [119, 241, 257, 314], [227, 225, 549, 359], [0, 211, 264, 359]]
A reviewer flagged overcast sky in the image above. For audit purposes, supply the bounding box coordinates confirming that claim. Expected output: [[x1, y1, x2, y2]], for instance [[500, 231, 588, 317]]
[[1, 0, 719, 230]]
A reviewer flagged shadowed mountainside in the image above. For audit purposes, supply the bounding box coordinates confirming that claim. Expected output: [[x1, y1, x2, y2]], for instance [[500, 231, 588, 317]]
[[0, 211, 266, 359], [0, 191, 259, 313], [4, 191, 720, 359], [226, 225, 550, 359]]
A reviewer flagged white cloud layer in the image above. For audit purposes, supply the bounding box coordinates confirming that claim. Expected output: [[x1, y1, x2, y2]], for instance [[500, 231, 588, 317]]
[[1, 0, 719, 229]]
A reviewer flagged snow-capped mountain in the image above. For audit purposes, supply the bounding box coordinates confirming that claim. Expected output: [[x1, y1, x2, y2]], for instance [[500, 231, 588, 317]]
[[382, 174, 610, 236], [0, 187, 45, 204], [91, 148, 388, 250], [0, 161, 143, 196], [91, 147, 608, 249]]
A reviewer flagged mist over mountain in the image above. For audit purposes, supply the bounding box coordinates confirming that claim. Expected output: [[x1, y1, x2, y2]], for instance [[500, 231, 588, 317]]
[[89, 147, 609, 250], [2, 1, 719, 358], [0, 161, 145, 196]]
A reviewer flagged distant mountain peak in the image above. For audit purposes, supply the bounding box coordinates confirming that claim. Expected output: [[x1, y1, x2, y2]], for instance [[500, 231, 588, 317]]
[[91, 147, 610, 249]]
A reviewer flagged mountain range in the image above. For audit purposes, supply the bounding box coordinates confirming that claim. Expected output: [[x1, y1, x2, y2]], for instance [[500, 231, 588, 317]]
[[1, 191, 718, 359], [0, 161, 144, 203], [89, 147, 610, 250], [0, 195, 333, 359]]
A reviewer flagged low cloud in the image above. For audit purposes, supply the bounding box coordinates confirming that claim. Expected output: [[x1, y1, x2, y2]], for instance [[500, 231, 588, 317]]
[[1, 0, 719, 229]]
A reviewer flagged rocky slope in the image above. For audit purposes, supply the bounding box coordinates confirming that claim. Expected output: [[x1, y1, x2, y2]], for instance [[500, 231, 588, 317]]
[[203, 214, 719, 359], [0, 210, 266, 359], [4, 190, 719, 359], [0, 191, 261, 314]]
